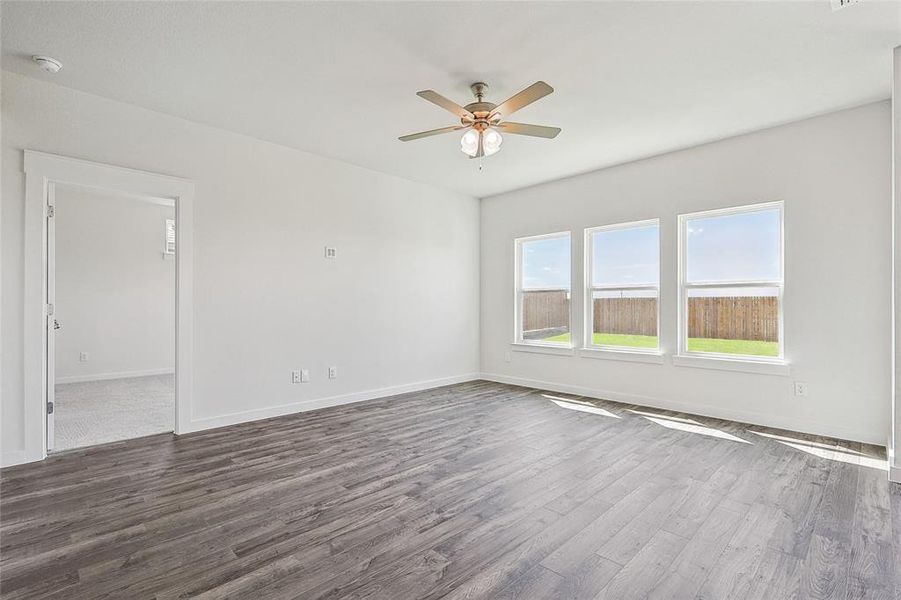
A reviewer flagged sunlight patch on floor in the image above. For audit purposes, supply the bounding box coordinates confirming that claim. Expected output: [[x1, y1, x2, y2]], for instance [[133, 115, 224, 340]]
[[748, 430, 886, 471], [543, 394, 621, 418], [628, 409, 751, 444]]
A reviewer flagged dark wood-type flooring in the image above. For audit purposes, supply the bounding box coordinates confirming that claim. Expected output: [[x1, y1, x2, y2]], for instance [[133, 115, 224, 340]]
[[1, 380, 899, 599]]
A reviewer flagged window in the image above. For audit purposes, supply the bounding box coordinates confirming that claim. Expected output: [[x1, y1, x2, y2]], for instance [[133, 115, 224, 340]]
[[515, 232, 571, 346], [164, 218, 176, 255], [679, 202, 783, 360], [585, 220, 659, 352]]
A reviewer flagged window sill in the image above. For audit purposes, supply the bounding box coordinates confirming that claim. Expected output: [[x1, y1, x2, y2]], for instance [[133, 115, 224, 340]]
[[510, 342, 575, 356], [579, 347, 664, 364], [672, 354, 790, 376]]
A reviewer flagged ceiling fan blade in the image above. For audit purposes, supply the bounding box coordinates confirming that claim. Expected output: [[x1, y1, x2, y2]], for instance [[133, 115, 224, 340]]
[[497, 122, 561, 139], [416, 90, 475, 120], [490, 81, 554, 119], [398, 125, 465, 142]]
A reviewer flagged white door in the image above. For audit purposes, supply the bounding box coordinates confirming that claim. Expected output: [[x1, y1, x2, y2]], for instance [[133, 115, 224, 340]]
[[46, 184, 56, 452]]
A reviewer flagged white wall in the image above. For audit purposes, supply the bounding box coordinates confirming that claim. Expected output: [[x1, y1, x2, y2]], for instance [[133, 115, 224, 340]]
[[54, 186, 175, 382], [481, 102, 892, 445], [1, 71, 480, 464]]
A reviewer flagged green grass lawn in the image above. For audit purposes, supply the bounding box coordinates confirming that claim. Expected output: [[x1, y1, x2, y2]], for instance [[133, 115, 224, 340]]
[[543, 332, 657, 347], [541, 332, 778, 356], [686, 337, 779, 357]]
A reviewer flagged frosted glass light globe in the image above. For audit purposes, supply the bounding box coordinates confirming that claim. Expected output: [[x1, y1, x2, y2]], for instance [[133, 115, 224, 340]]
[[460, 129, 479, 157], [483, 128, 503, 156]]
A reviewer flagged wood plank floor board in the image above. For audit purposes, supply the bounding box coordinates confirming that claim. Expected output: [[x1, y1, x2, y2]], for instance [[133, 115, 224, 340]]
[[695, 502, 788, 600], [595, 477, 692, 565], [1, 380, 898, 599], [549, 553, 622, 599], [891, 482, 901, 599], [661, 470, 738, 539], [493, 564, 564, 600], [800, 457, 862, 600], [847, 453, 896, 600], [743, 548, 803, 600], [435, 498, 613, 600], [538, 476, 677, 577], [645, 503, 748, 599], [595, 529, 688, 600]]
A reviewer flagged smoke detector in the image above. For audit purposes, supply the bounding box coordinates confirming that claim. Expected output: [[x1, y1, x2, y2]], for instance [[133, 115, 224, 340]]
[[32, 55, 62, 74]]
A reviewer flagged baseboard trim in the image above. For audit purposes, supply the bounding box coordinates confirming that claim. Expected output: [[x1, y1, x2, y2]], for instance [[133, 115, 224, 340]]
[[889, 440, 901, 483], [1, 450, 29, 468], [56, 368, 175, 385], [890, 465, 901, 484], [480, 372, 885, 446], [184, 373, 481, 434]]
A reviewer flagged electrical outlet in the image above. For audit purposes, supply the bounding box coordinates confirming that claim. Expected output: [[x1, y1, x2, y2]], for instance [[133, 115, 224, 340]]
[[328, 366, 337, 379], [793, 381, 808, 397], [79, 352, 89, 362]]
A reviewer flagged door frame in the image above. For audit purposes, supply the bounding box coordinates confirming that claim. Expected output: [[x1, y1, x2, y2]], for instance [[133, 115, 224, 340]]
[[23, 151, 195, 462]]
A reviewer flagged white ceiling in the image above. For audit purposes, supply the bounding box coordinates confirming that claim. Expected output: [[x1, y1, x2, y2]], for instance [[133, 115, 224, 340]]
[[3, 1, 900, 198]]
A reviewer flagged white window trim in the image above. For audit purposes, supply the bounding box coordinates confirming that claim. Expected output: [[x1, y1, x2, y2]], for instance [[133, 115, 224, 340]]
[[579, 346, 664, 364], [583, 219, 660, 355], [511, 342, 575, 356], [514, 231, 573, 348], [671, 353, 790, 376], [676, 201, 786, 368]]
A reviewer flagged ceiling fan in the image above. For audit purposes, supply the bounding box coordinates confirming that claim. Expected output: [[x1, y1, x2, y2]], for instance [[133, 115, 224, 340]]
[[399, 81, 561, 159]]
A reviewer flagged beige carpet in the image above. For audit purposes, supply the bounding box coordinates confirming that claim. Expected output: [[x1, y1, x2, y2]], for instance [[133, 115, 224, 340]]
[[53, 374, 174, 452]]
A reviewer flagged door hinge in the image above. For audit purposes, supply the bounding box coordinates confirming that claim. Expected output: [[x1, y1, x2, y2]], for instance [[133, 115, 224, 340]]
[[46, 303, 54, 316], [46, 205, 55, 218], [47, 401, 54, 415]]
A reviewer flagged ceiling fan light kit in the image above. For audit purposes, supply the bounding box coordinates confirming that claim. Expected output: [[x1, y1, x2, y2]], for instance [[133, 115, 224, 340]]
[[399, 81, 561, 160]]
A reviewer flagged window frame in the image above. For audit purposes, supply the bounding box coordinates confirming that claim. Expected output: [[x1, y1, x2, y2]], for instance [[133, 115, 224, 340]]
[[513, 231, 573, 348], [583, 219, 661, 354], [677, 201, 785, 363]]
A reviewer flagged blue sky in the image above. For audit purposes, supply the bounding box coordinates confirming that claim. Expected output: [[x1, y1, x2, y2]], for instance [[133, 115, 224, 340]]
[[593, 224, 658, 286], [521, 208, 780, 289], [522, 235, 571, 288], [686, 209, 780, 283]]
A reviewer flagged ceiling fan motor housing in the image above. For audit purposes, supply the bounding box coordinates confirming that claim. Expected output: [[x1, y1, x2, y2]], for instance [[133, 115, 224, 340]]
[[464, 82, 498, 128], [463, 105, 497, 130]]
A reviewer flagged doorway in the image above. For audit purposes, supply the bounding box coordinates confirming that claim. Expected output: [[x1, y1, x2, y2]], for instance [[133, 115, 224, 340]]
[[48, 185, 176, 451], [23, 151, 194, 463]]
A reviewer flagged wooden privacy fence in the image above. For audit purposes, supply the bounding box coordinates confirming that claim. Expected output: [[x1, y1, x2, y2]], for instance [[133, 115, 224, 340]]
[[521, 291, 779, 342], [686, 296, 778, 342], [521, 290, 570, 332], [594, 298, 657, 336]]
